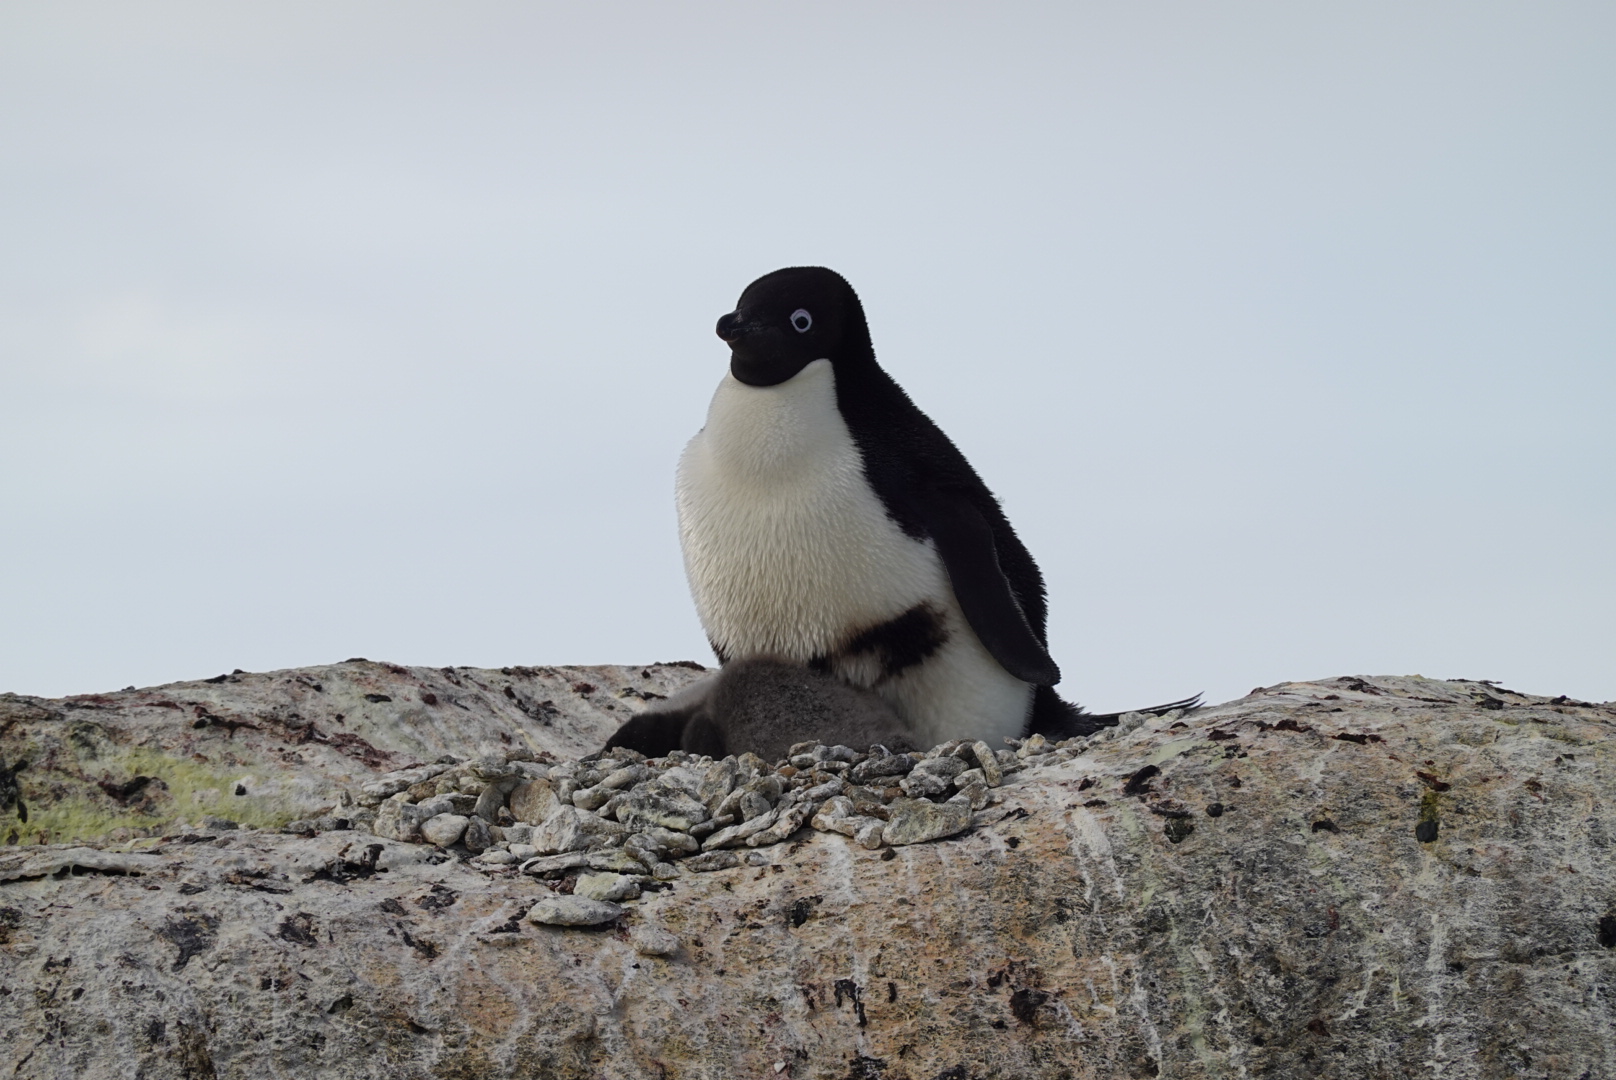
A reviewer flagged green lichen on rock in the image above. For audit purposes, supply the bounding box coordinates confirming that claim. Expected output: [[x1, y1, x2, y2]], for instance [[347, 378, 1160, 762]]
[[13, 745, 305, 844]]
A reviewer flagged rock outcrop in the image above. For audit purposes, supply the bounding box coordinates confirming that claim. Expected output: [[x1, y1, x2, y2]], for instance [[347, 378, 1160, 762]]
[[2, 667, 1614, 1078]]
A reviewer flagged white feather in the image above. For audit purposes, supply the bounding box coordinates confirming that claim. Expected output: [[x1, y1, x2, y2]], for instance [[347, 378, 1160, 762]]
[[676, 359, 1031, 746]]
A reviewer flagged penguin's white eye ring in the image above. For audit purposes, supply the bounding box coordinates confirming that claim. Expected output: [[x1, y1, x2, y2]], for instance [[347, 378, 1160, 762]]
[[789, 309, 812, 333]]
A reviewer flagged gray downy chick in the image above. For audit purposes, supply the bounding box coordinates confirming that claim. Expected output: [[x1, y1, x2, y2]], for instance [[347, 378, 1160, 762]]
[[603, 658, 915, 762]]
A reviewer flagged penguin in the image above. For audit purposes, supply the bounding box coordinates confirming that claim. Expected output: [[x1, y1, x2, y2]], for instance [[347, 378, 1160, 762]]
[[658, 264, 1184, 751], [603, 656, 916, 763]]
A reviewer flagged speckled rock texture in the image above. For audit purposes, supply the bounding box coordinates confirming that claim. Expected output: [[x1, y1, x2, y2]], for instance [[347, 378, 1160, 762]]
[[0, 659, 707, 846], [3, 670, 1615, 1079]]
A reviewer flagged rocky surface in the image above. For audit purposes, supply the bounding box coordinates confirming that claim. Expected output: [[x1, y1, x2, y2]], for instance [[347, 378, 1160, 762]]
[[3, 668, 1616, 1078], [0, 659, 707, 847]]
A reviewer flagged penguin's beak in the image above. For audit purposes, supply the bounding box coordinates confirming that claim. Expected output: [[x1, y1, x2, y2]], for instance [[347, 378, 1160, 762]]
[[715, 311, 758, 343]]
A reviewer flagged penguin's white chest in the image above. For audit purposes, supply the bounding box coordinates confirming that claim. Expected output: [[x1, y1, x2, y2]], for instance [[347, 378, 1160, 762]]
[[676, 361, 941, 659], [675, 360, 1032, 746]]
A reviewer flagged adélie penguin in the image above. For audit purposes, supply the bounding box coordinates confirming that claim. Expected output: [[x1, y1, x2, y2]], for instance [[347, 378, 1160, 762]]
[[607, 266, 1196, 757]]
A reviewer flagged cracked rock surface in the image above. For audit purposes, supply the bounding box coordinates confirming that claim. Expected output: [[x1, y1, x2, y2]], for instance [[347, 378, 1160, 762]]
[[3, 669, 1616, 1078]]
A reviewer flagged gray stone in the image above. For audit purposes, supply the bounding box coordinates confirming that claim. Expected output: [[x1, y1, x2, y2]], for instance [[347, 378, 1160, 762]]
[[689, 814, 731, 838], [532, 805, 628, 854], [746, 798, 815, 847], [462, 814, 492, 853], [649, 861, 679, 881], [849, 753, 912, 784], [716, 774, 782, 822], [583, 850, 650, 875], [371, 794, 433, 843], [443, 792, 478, 816], [900, 755, 966, 797], [737, 791, 774, 821], [683, 850, 741, 873], [800, 777, 845, 803], [952, 767, 984, 790], [630, 926, 682, 957], [853, 820, 885, 849], [698, 757, 739, 812], [969, 740, 1002, 786], [955, 781, 990, 812], [508, 778, 560, 824], [882, 798, 971, 846], [813, 801, 884, 843], [574, 871, 642, 902], [519, 851, 593, 876], [810, 795, 854, 829], [465, 754, 519, 783], [419, 812, 469, 847], [625, 828, 698, 864], [414, 794, 456, 818], [642, 826, 699, 856], [701, 806, 779, 850], [473, 775, 522, 821], [624, 833, 664, 864], [600, 763, 649, 790], [917, 755, 967, 779], [571, 784, 613, 811], [614, 788, 709, 832], [526, 895, 623, 927], [1014, 733, 1048, 759], [654, 766, 706, 800], [358, 762, 453, 805]]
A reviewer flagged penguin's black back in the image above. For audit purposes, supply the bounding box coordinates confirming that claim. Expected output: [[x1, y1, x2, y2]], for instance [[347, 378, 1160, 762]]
[[812, 272, 1051, 648]]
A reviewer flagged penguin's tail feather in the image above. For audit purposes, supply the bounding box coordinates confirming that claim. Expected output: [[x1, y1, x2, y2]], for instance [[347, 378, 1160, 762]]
[[1027, 686, 1203, 741], [1088, 693, 1205, 722]]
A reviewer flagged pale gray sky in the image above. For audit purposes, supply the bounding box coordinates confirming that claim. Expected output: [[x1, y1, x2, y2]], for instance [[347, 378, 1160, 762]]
[[2, 4, 1612, 711]]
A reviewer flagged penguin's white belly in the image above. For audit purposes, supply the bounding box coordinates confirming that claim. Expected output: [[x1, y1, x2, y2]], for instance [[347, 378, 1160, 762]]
[[676, 360, 1031, 747]]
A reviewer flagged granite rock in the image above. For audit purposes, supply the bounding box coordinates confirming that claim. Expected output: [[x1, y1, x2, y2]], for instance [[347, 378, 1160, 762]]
[[418, 812, 469, 847], [5, 668, 1616, 1078], [531, 805, 628, 855], [526, 895, 624, 927]]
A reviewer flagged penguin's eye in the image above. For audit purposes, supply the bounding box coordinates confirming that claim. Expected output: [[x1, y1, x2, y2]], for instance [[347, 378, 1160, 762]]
[[789, 309, 812, 333]]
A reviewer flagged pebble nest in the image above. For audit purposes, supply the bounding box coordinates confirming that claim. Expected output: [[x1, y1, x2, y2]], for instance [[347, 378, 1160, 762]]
[[288, 727, 1119, 929]]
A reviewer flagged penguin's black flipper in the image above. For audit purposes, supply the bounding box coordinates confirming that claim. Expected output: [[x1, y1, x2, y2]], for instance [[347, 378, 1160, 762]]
[[603, 673, 718, 756], [602, 710, 690, 757], [921, 490, 1061, 687], [1027, 688, 1205, 741]]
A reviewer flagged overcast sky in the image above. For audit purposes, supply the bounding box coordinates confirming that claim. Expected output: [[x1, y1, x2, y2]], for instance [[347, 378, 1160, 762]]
[[2, 4, 1611, 711]]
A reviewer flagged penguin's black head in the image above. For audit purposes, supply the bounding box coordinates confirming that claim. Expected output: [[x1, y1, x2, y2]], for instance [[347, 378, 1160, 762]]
[[717, 266, 872, 387]]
